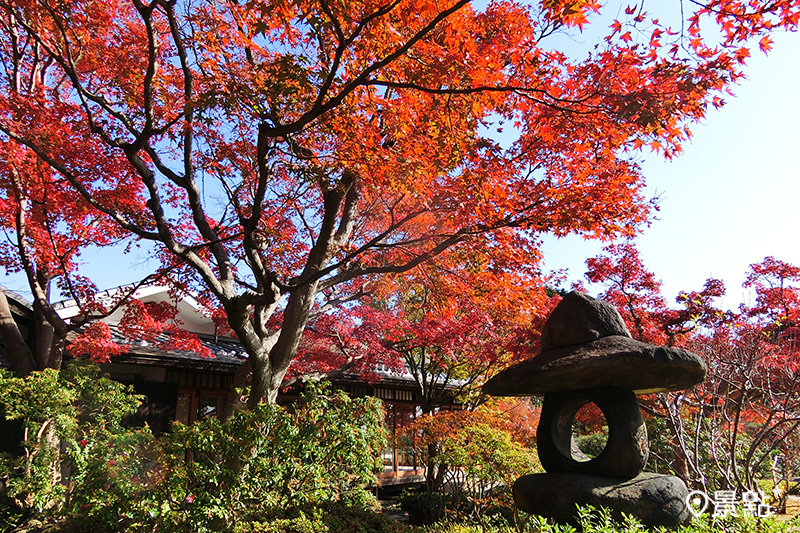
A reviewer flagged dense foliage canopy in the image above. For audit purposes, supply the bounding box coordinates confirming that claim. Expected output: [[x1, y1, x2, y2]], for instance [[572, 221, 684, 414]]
[[0, 0, 798, 402]]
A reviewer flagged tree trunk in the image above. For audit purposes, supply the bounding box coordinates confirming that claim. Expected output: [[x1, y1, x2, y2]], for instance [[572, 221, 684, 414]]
[[248, 352, 275, 409], [247, 283, 321, 407], [223, 357, 252, 419], [32, 317, 57, 370], [425, 442, 448, 493]]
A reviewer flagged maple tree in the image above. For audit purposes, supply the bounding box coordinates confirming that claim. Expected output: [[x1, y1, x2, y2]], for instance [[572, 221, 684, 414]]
[[1, 0, 798, 405], [372, 248, 550, 413], [0, 134, 131, 375], [408, 401, 538, 495], [0, 2, 193, 376], [680, 320, 800, 499], [362, 262, 546, 491], [0, 166, 211, 377], [584, 242, 668, 343], [0, 166, 208, 377], [667, 257, 800, 501], [584, 242, 729, 345], [705, 258, 800, 497], [742, 256, 800, 342], [581, 244, 693, 479]]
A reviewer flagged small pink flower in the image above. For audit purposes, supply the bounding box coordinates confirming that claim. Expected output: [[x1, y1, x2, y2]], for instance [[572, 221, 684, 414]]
[[107, 460, 116, 466], [185, 495, 194, 504], [79, 439, 88, 447]]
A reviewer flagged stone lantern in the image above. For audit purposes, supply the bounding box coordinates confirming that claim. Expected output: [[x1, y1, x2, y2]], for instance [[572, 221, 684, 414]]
[[483, 292, 706, 528]]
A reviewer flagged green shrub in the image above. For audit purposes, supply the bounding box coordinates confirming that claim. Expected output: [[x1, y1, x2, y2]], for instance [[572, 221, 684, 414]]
[[680, 514, 799, 533], [574, 429, 608, 461], [147, 381, 387, 532], [1, 368, 388, 533], [572, 505, 800, 533], [234, 509, 329, 533], [400, 490, 446, 526], [0, 361, 157, 531], [231, 502, 407, 533], [420, 525, 510, 533], [314, 501, 408, 533], [410, 408, 537, 528], [412, 506, 800, 533]]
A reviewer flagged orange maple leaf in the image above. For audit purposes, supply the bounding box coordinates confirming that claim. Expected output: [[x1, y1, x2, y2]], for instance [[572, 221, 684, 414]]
[[759, 35, 773, 54]]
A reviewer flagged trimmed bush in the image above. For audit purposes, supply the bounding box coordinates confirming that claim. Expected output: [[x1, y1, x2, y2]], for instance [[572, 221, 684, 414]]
[[400, 491, 446, 526]]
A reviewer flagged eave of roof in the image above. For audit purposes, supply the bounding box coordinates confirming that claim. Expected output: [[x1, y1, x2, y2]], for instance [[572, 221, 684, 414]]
[[104, 325, 247, 367], [0, 285, 33, 313]]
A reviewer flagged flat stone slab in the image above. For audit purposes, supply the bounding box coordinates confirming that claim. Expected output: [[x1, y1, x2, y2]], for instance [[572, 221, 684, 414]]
[[513, 472, 690, 528], [483, 335, 706, 395]]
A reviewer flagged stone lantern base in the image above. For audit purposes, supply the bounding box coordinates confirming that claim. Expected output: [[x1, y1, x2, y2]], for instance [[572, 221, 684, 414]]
[[513, 472, 691, 528]]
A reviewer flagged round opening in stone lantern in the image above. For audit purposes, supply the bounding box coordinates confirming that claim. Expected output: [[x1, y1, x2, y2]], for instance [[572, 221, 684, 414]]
[[483, 292, 706, 528]]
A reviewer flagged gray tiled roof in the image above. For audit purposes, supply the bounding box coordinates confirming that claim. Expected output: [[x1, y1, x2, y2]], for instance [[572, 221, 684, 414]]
[[105, 324, 247, 367], [0, 286, 33, 311], [1, 326, 248, 371], [50, 282, 144, 311]]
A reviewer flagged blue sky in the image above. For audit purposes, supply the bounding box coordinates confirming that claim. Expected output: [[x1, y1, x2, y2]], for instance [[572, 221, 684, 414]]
[[541, 29, 800, 310]]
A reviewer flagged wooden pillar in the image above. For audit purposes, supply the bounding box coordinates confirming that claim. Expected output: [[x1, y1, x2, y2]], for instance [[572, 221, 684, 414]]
[[392, 403, 398, 476], [412, 408, 418, 473]]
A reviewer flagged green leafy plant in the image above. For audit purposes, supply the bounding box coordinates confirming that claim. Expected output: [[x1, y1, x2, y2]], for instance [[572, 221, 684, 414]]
[[1, 372, 387, 532], [0, 360, 158, 531], [400, 490, 447, 526], [149, 381, 387, 532], [235, 502, 408, 533]]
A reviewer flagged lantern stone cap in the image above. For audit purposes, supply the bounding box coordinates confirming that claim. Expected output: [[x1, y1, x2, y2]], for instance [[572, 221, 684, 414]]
[[483, 291, 706, 396]]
